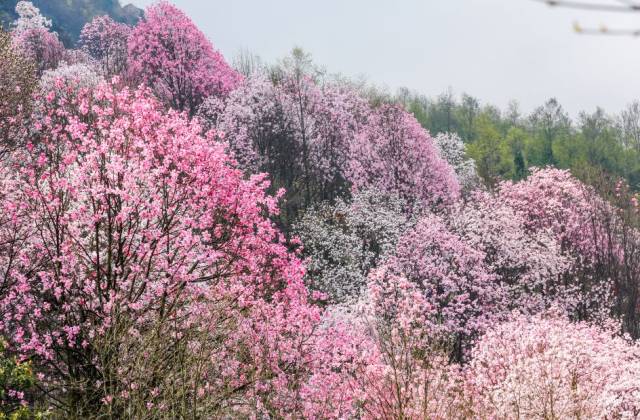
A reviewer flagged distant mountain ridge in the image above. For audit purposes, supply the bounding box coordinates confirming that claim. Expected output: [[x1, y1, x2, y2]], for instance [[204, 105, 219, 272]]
[[0, 0, 143, 46]]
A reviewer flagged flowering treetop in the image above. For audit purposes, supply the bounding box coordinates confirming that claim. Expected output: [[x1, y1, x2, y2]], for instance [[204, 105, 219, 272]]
[[128, 1, 241, 115], [12, 1, 51, 32], [11, 1, 64, 75], [0, 78, 355, 416], [348, 104, 461, 209], [80, 15, 131, 77], [469, 313, 640, 419]]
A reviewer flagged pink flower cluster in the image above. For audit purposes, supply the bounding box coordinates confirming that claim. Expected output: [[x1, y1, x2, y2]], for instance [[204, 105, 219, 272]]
[[80, 15, 131, 77], [0, 80, 351, 416], [468, 313, 640, 418], [128, 1, 241, 115], [207, 75, 460, 220], [2, 1, 640, 417], [349, 104, 461, 208]]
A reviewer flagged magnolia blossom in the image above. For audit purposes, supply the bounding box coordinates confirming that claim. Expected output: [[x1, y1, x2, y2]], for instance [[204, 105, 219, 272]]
[[205, 73, 369, 225], [2, 1, 640, 417], [128, 2, 241, 115], [433, 132, 478, 192], [498, 167, 621, 324], [468, 314, 640, 419], [348, 104, 460, 209], [449, 190, 577, 315], [80, 15, 131, 77], [330, 268, 471, 419], [499, 167, 603, 257], [384, 214, 498, 358], [0, 81, 353, 417], [294, 190, 413, 303]]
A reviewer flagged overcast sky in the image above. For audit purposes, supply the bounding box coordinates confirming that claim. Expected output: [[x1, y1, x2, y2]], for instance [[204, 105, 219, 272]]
[[128, 0, 640, 117]]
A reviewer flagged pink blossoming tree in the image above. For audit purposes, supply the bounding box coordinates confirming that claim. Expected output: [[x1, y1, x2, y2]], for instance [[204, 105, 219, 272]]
[[335, 268, 470, 419], [205, 73, 369, 227], [11, 1, 64, 75], [383, 214, 498, 359], [498, 168, 638, 332], [348, 104, 460, 209], [128, 2, 241, 116], [0, 79, 352, 417], [468, 313, 640, 418], [80, 15, 131, 77], [449, 190, 581, 316]]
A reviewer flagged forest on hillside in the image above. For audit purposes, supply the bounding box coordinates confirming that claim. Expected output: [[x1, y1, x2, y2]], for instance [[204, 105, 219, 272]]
[[1, 1, 640, 419], [395, 89, 640, 190], [0, 0, 141, 46]]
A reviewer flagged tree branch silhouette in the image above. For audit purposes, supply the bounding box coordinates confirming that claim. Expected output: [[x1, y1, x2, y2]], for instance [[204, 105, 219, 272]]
[[532, 0, 640, 12], [533, 0, 640, 36]]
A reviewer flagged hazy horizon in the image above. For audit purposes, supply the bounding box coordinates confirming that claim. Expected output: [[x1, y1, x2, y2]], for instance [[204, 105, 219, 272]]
[[129, 0, 640, 118]]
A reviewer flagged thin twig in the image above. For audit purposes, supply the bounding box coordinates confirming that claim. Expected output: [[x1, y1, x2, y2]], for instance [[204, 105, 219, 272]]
[[532, 0, 640, 12], [574, 22, 640, 35]]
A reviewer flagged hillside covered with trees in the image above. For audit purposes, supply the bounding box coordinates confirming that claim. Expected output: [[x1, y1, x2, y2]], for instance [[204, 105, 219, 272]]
[[395, 89, 640, 191], [0, 0, 141, 46], [1, 1, 640, 418]]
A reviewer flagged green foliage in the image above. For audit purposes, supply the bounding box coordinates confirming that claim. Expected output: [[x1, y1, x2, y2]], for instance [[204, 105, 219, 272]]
[[504, 127, 529, 180], [0, 339, 46, 419], [0, 0, 141, 46], [466, 114, 509, 187], [397, 88, 640, 192]]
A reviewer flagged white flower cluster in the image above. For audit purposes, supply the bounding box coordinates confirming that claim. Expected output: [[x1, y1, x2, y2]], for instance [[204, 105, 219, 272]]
[[13, 1, 51, 33], [433, 132, 478, 192], [294, 190, 413, 303]]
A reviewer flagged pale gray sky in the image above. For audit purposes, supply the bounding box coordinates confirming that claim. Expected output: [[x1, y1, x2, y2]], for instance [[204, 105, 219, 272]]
[[129, 0, 640, 117]]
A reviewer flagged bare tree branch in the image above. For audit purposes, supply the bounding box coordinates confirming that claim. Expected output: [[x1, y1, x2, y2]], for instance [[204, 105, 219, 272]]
[[534, 0, 640, 37], [615, 0, 640, 6], [532, 0, 640, 12], [574, 21, 640, 35]]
